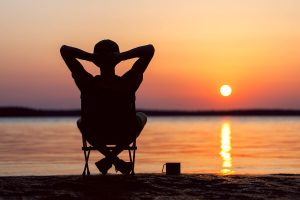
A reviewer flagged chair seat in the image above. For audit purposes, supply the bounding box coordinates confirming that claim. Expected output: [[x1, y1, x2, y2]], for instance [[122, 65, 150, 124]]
[[82, 146, 137, 151]]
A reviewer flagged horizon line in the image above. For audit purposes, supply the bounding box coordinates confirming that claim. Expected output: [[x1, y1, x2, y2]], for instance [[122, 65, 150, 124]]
[[1, 106, 300, 116]]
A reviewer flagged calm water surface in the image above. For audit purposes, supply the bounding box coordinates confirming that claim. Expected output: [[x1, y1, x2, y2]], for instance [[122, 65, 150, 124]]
[[0, 116, 299, 176]]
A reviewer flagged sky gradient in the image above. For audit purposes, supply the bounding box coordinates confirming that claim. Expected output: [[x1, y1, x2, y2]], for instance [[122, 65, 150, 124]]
[[1, 0, 300, 110]]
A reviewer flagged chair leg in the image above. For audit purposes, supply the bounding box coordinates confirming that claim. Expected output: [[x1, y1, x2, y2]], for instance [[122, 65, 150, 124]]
[[128, 148, 132, 163], [128, 147, 136, 176], [82, 149, 91, 176], [82, 150, 87, 176], [132, 148, 136, 175]]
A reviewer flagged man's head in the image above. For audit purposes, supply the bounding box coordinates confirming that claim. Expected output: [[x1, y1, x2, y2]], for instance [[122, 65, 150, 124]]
[[94, 39, 120, 55], [93, 39, 120, 73]]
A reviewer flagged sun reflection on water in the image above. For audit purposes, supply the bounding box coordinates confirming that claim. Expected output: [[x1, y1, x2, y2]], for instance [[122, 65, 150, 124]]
[[220, 122, 234, 175]]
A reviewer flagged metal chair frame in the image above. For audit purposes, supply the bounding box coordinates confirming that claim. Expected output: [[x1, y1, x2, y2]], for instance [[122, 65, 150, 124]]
[[81, 135, 137, 176]]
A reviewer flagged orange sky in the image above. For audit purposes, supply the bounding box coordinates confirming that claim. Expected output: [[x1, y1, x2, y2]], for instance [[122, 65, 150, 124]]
[[1, 1, 300, 110]]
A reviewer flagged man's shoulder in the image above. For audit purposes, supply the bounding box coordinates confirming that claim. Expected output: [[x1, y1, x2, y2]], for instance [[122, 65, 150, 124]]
[[73, 72, 94, 91], [121, 69, 143, 91]]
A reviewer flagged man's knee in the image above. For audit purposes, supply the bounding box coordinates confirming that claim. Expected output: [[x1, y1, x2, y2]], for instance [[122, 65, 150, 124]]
[[136, 112, 147, 137], [77, 118, 87, 135], [136, 112, 147, 128], [77, 118, 82, 127]]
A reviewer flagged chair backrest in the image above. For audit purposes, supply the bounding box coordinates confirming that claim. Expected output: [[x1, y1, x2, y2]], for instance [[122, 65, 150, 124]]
[[80, 77, 137, 145]]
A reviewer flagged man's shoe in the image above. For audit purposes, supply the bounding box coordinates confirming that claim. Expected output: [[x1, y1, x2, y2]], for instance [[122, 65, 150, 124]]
[[114, 158, 132, 175], [95, 158, 112, 175]]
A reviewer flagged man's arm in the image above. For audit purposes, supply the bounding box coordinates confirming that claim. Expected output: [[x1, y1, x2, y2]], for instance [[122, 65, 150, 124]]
[[118, 44, 155, 74], [60, 45, 93, 77]]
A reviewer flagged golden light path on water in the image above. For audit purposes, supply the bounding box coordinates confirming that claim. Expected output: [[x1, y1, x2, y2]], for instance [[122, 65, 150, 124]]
[[220, 122, 234, 175]]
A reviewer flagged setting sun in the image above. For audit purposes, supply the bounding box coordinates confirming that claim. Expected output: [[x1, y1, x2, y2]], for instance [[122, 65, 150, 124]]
[[220, 85, 232, 97]]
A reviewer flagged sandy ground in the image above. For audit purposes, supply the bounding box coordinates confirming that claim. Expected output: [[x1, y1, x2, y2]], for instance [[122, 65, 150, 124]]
[[0, 174, 299, 200]]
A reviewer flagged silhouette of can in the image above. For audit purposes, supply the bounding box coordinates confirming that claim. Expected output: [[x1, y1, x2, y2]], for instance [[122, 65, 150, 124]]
[[162, 163, 181, 175]]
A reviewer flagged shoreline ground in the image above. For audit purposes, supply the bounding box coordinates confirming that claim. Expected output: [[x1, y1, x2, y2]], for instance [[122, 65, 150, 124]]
[[0, 174, 299, 199]]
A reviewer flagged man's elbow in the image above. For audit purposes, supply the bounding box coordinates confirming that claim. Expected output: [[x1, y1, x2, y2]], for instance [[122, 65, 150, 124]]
[[147, 44, 155, 57], [60, 45, 66, 55], [60, 45, 69, 56]]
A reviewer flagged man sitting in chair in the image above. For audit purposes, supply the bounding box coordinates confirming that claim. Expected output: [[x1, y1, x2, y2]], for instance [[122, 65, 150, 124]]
[[60, 40, 154, 175]]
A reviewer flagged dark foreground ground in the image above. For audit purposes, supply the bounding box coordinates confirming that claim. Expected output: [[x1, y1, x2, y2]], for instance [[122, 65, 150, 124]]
[[0, 174, 299, 200]]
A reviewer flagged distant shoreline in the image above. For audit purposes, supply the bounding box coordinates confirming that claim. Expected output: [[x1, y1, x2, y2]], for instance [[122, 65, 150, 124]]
[[1, 107, 300, 117]]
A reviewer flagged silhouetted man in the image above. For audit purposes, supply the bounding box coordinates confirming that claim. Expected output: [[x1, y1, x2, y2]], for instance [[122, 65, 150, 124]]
[[60, 40, 154, 174]]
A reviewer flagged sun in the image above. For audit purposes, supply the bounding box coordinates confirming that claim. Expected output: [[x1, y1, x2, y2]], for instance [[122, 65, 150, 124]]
[[220, 85, 232, 97]]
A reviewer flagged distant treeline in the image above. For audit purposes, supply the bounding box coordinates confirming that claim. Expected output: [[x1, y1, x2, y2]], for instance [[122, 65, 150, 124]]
[[1, 107, 300, 117]]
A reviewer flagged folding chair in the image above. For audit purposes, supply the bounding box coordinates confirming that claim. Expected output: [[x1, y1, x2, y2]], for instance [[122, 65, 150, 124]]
[[81, 134, 137, 176]]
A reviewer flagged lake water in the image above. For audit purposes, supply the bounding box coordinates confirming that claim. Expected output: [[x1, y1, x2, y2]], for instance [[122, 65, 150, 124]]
[[0, 116, 299, 176]]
